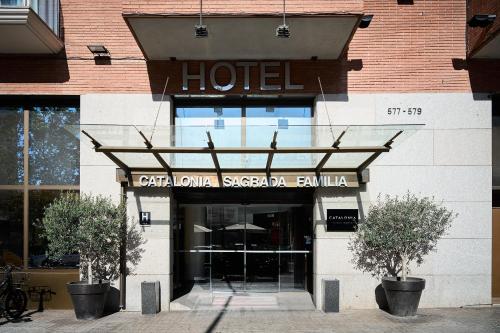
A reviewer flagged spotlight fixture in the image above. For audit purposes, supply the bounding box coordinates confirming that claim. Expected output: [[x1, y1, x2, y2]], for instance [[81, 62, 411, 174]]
[[359, 15, 373, 29], [195, 24, 208, 38], [195, 0, 208, 37], [468, 14, 496, 27], [87, 45, 109, 57], [276, 24, 290, 38], [276, 0, 290, 38]]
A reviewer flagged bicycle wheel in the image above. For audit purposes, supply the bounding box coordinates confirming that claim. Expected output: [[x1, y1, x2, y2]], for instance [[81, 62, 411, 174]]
[[5, 289, 27, 319]]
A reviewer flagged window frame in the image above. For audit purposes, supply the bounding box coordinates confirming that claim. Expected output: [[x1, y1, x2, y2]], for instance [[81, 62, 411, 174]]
[[0, 96, 80, 269]]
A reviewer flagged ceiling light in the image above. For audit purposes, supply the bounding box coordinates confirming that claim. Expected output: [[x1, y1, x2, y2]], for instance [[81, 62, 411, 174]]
[[87, 45, 109, 57], [276, 0, 290, 38], [468, 14, 496, 27], [195, 0, 208, 37], [359, 15, 373, 29], [195, 24, 208, 38], [276, 24, 290, 38]]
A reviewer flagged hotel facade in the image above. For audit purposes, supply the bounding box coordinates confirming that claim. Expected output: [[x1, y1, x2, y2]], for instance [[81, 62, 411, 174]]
[[0, 0, 499, 311]]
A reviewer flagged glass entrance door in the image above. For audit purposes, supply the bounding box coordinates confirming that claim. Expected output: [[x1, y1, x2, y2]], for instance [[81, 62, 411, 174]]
[[245, 208, 280, 292], [177, 203, 311, 294], [210, 206, 245, 292]]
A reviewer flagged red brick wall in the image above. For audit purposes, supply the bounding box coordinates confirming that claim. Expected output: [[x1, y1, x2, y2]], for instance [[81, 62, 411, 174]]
[[122, 0, 364, 15], [467, 0, 500, 57], [0, 0, 499, 95]]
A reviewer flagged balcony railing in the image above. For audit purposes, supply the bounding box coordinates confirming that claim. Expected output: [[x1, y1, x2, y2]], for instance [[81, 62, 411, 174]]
[[0, 0, 59, 36]]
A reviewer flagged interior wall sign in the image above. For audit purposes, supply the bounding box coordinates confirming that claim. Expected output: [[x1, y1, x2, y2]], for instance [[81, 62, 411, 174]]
[[182, 61, 304, 92]]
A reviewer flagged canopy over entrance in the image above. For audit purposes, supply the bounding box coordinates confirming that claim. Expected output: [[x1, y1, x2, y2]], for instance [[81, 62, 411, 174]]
[[124, 14, 362, 60], [78, 124, 421, 188]]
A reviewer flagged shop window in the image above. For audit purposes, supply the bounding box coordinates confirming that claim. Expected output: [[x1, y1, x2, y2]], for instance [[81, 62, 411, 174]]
[[0, 191, 24, 267], [0, 97, 80, 269], [0, 107, 24, 185], [29, 106, 80, 185], [29, 190, 79, 268]]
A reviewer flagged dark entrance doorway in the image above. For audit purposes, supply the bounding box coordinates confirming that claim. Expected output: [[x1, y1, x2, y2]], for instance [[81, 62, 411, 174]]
[[172, 188, 313, 298]]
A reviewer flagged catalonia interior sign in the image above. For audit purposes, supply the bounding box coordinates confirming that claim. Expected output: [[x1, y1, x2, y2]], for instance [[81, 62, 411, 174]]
[[326, 209, 359, 232]]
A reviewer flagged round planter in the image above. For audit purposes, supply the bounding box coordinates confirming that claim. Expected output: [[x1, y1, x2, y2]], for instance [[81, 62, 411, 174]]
[[67, 281, 110, 320], [382, 277, 425, 317]]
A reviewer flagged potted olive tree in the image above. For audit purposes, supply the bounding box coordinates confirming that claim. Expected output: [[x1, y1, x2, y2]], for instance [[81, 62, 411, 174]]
[[348, 193, 455, 317], [42, 193, 143, 320]]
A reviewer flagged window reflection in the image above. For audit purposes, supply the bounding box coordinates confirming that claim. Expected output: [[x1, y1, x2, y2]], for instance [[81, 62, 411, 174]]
[[0, 191, 23, 267], [29, 106, 80, 185], [29, 190, 79, 268], [0, 107, 24, 185]]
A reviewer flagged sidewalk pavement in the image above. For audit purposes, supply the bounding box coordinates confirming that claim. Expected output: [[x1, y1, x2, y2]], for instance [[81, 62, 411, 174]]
[[0, 307, 499, 333]]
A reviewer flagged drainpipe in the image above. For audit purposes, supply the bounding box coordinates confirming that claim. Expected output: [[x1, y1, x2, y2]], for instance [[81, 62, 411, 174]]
[[119, 181, 128, 309]]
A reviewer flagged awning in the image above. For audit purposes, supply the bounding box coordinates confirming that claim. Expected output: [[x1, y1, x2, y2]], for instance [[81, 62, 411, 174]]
[[77, 124, 421, 188], [124, 14, 362, 60]]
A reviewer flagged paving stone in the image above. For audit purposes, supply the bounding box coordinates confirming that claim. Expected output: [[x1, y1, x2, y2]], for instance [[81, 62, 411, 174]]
[[0, 307, 499, 333]]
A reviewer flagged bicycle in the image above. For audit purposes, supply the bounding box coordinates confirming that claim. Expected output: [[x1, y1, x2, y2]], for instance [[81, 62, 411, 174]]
[[0, 265, 28, 320]]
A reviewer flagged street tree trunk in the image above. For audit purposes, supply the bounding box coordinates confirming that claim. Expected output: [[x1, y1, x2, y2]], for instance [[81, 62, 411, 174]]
[[401, 252, 408, 282], [88, 260, 93, 285]]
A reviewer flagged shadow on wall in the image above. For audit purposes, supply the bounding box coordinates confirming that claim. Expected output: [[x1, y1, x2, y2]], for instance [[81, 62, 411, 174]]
[[315, 184, 393, 311], [452, 58, 500, 100], [0, 52, 69, 83], [315, 185, 368, 228]]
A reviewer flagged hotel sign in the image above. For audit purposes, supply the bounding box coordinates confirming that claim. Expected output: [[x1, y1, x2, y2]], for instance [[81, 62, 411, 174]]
[[182, 61, 304, 92], [128, 172, 359, 188]]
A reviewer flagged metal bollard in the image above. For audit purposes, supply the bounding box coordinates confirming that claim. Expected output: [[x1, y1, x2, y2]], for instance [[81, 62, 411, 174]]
[[322, 279, 339, 313], [141, 281, 160, 314]]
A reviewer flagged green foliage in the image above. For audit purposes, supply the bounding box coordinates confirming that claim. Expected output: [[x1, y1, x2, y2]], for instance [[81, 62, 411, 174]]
[[348, 193, 455, 279], [42, 193, 144, 282]]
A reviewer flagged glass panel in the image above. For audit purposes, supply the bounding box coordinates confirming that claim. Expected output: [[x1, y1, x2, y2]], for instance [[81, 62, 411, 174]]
[[183, 205, 211, 290], [0, 107, 24, 185], [162, 153, 214, 169], [217, 153, 268, 169], [245, 207, 280, 292], [246, 253, 278, 291], [28, 190, 80, 268], [280, 253, 306, 291], [0, 0, 25, 6], [29, 106, 80, 185], [78, 124, 422, 170], [247, 107, 312, 148], [279, 206, 311, 291], [324, 152, 375, 169], [0, 191, 23, 267], [210, 206, 244, 291], [176, 107, 242, 148], [273, 153, 320, 169]]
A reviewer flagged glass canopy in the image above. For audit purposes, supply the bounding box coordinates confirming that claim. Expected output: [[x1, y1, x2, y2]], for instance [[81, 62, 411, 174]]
[[73, 124, 421, 173]]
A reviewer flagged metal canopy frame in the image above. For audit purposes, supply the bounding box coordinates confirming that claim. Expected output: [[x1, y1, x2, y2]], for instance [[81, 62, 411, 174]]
[[81, 129, 403, 180]]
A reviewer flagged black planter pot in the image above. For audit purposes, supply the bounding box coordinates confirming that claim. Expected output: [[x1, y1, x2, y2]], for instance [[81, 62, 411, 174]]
[[67, 281, 110, 320], [382, 277, 425, 317]]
